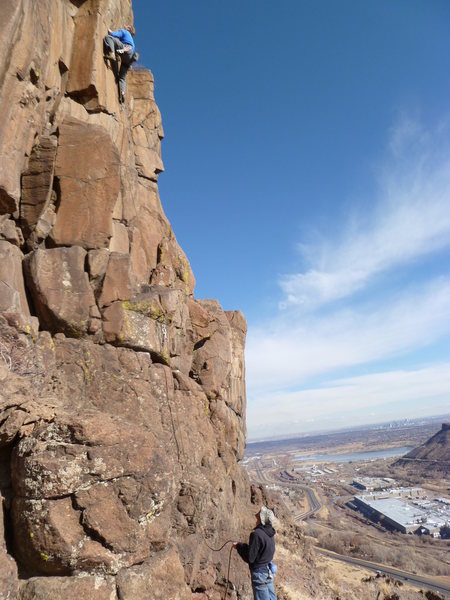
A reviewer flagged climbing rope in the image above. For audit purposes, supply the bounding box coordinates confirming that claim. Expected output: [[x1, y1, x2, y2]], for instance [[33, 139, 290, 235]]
[[202, 538, 236, 600]]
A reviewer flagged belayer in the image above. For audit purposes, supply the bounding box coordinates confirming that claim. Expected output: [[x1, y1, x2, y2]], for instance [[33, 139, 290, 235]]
[[103, 25, 137, 102], [234, 506, 277, 600]]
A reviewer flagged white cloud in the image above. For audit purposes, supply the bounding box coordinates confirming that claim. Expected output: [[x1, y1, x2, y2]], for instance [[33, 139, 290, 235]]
[[388, 112, 426, 158], [247, 363, 450, 439], [247, 277, 450, 393], [245, 115, 450, 439], [279, 118, 450, 310]]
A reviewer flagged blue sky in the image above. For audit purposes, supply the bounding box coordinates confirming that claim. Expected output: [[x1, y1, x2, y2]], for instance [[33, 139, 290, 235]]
[[132, 1, 450, 439]]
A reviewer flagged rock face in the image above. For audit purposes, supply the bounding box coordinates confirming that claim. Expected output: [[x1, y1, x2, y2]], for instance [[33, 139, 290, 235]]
[[0, 1, 256, 598]]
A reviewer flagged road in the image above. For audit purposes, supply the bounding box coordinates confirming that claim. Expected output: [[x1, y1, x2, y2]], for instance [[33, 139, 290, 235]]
[[294, 484, 321, 520], [253, 462, 322, 519], [316, 548, 450, 598]]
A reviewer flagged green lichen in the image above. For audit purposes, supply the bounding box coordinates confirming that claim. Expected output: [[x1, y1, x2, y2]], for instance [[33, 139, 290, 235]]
[[82, 363, 91, 383], [65, 323, 84, 339], [122, 300, 165, 322], [203, 399, 210, 417], [82, 349, 92, 383], [182, 258, 189, 285]]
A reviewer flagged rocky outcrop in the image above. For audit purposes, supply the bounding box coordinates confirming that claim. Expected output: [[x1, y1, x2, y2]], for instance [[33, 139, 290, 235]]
[[0, 1, 255, 598], [394, 423, 450, 476]]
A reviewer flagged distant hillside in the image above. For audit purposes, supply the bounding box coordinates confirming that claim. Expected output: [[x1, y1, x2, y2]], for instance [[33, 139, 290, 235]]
[[394, 423, 450, 474]]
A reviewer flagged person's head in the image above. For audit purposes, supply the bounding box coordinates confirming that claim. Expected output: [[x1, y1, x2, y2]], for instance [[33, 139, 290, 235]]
[[257, 506, 275, 527], [126, 25, 136, 36]]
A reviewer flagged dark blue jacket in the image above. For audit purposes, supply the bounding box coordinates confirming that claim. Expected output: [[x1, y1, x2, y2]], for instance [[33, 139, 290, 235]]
[[236, 524, 275, 570]]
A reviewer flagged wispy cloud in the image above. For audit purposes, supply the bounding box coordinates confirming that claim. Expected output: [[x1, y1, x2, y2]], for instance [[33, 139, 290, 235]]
[[247, 363, 450, 439], [247, 277, 450, 392], [279, 118, 450, 310], [246, 116, 450, 437]]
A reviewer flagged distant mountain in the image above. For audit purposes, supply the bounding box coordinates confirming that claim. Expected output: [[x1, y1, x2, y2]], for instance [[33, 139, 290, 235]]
[[394, 423, 450, 474]]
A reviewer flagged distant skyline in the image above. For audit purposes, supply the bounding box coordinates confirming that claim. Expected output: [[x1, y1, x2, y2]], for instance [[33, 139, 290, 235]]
[[246, 413, 450, 444], [132, 1, 450, 439]]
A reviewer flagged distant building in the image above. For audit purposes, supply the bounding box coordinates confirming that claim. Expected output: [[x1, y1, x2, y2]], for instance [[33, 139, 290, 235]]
[[352, 477, 395, 492]]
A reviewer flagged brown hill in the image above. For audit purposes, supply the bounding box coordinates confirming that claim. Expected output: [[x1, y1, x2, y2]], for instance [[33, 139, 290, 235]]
[[394, 423, 450, 475]]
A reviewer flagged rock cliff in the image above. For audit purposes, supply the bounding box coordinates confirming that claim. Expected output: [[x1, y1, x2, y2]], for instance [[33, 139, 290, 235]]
[[0, 1, 255, 598]]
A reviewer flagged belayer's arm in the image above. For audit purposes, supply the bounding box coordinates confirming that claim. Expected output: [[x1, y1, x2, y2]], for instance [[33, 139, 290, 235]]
[[235, 542, 249, 563]]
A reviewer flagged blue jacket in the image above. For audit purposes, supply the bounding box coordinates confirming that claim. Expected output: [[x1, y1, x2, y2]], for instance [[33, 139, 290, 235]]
[[110, 29, 135, 54]]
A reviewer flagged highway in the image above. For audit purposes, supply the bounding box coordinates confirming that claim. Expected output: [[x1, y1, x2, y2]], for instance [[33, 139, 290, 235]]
[[253, 461, 322, 519], [294, 484, 321, 520], [316, 548, 450, 598]]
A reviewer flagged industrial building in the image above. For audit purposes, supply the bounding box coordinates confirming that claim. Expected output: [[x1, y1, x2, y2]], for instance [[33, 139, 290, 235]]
[[353, 491, 450, 537], [352, 477, 395, 491], [354, 495, 426, 533]]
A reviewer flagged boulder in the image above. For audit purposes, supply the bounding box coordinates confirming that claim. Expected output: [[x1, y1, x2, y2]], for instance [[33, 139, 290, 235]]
[[129, 226, 150, 286], [51, 117, 120, 249], [19, 575, 116, 600], [66, 4, 121, 112], [0, 216, 23, 246], [98, 252, 133, 307], [127, 70, 164, 181], [224, 311, 247, 428], [11, 411, 175, 574], [0, 241, 38, 335], [152, 235, 196, 294], [109, 221, 129, 253], [24, 246, 96, 335], [87, 248, 110, 296], [20, 135, 58, 239], [102, 287, 193, 371], [116, 547, 191, 600], [0, 242, 30, 316], [190, 300, 232, 399]]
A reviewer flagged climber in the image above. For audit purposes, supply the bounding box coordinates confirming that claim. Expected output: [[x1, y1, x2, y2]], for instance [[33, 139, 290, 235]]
[[234, 506, 278, 600], [103, 25, 137, 102]]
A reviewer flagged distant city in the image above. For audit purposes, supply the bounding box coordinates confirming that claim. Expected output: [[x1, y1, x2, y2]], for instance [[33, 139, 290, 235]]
[[247, 413, 450, 445]]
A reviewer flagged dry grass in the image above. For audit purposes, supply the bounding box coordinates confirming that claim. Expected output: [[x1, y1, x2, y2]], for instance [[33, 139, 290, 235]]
[[273, 532, 434, 600]]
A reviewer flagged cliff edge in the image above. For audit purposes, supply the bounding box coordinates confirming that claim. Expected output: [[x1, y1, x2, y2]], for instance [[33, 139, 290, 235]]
[[0, 1, 255, 598]]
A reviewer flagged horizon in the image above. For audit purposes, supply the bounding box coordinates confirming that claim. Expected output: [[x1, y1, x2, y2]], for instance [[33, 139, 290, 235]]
[[246, 411, 450, 444], [133, 1, 450, 439]]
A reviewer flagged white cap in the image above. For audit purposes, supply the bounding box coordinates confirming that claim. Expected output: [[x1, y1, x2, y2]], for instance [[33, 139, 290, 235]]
[[259, 506, 275, 526]]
